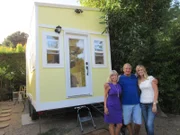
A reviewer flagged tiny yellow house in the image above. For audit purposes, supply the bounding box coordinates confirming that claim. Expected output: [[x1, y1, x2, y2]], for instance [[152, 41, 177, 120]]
[[26, 1, 111, 119]]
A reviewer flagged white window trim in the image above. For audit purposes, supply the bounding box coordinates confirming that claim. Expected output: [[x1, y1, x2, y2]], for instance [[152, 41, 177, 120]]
[[42, 32, 64, 68], [91, 38, 107, 68]]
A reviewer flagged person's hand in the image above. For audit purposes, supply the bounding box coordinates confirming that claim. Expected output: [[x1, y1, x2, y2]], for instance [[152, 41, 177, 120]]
[[152, 104, 157, 113], [153, 79, 158, 85], [104, 107, 109, 115]]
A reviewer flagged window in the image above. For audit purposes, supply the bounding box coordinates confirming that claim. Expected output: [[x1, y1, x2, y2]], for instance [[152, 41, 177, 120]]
[[92, 38, 106, 67], [43, 32, 63, 67]]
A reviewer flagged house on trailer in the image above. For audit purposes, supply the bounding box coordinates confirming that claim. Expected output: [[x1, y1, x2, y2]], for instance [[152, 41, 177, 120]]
[[26, 1, 112, 119]]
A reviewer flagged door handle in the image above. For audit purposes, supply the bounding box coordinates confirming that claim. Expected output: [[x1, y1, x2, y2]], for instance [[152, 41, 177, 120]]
[[86, 62, 88, 76]]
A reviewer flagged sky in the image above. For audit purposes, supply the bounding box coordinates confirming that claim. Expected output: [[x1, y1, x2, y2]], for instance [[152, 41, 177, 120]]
[[0, 0, 179, 44], [0, 0, 80, 43]]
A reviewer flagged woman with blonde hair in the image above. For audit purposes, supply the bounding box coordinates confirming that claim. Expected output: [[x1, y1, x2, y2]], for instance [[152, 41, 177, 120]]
[[104, 70, 123, 135], [136, 65, 159, 135]]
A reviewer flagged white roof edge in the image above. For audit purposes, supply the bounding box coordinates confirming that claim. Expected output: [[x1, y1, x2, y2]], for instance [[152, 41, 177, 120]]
[[34, 2, 100, 11]]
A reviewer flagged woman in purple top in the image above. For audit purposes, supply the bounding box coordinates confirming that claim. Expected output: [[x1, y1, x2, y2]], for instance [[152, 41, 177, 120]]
[[104, 70, 123, 135]]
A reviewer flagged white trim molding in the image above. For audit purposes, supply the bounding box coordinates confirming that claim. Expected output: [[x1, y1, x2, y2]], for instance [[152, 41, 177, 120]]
[[38, 24, 109, 36], [64, 33, 92, 97], [87, 34, 93, 95], [91, 38, 107, 68], [107, 35, 112, 71], [36, 96, 103, 111], [34, 2, 99, 11], [35, 5, 40, 106], [42, 31, 64, 68]]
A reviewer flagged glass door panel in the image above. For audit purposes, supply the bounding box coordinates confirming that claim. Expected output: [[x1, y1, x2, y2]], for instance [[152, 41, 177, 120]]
[[69, 38, 86, 88]]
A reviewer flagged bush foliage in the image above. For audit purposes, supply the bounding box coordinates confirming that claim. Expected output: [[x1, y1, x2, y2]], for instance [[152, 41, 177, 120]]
[[0, 44, 25, 53], [80, 0, 180, 114], [0, 44, 25, 100]]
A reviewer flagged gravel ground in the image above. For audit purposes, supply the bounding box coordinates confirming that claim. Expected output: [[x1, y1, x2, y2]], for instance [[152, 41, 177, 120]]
[[0, 101, 180, 135]]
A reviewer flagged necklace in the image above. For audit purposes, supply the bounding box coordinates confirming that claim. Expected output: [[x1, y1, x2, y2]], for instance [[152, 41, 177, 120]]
[[113, 84, 119, 97]]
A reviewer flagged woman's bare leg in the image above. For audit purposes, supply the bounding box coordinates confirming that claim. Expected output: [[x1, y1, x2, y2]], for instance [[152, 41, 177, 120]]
[[115, 123, 122, 135], [109, 124, 115, 135]]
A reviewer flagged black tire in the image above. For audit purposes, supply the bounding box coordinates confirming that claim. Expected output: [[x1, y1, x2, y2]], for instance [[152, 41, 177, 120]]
[[28, 99, 31, 117], [29, 102, 39, 120], [31, 108, 39, 120]]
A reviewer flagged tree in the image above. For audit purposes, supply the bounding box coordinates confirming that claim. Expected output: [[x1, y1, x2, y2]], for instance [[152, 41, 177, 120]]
[[0, 44, 25, 53], [153, 2, 180, 113], [1, 40, 13, 47], [80, 0, 180, 114], [2, 31, 28, 48], [79, 0, 106, 8], [0, 45, 26, 100], [69, 39, 86, 87]]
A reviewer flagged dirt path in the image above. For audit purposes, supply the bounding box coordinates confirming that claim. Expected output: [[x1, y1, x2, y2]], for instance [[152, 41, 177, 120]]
[[0, 101, 179, 135]]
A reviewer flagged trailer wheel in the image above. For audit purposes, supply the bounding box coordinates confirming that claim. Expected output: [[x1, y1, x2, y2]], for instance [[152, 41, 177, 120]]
[[31, 108, 39, 120], [29, 102, 39, 120], [28, 99, 31, 117]]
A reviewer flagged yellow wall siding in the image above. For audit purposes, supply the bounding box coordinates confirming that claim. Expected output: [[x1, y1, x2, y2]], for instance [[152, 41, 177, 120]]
[[90, 34, 110, 96], [38, 6, 105, 32], [92, 68, 109, 96], [38, 28, 66, 102], [37, 6, 111, 103], [39, 69, 66, 102]]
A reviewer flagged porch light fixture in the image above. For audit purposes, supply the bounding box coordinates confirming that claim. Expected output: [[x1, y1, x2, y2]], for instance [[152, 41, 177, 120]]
[[55, 25, 62, 34], [75, 9, 83, 14]]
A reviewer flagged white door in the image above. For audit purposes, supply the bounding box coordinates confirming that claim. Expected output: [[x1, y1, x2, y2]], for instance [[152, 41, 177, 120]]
[[66, 34, 92, 97]]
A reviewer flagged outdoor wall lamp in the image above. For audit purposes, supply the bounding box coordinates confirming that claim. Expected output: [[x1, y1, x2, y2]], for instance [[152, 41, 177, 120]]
[[55, 25, 62, 34], [75, 9, 83, 14]]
